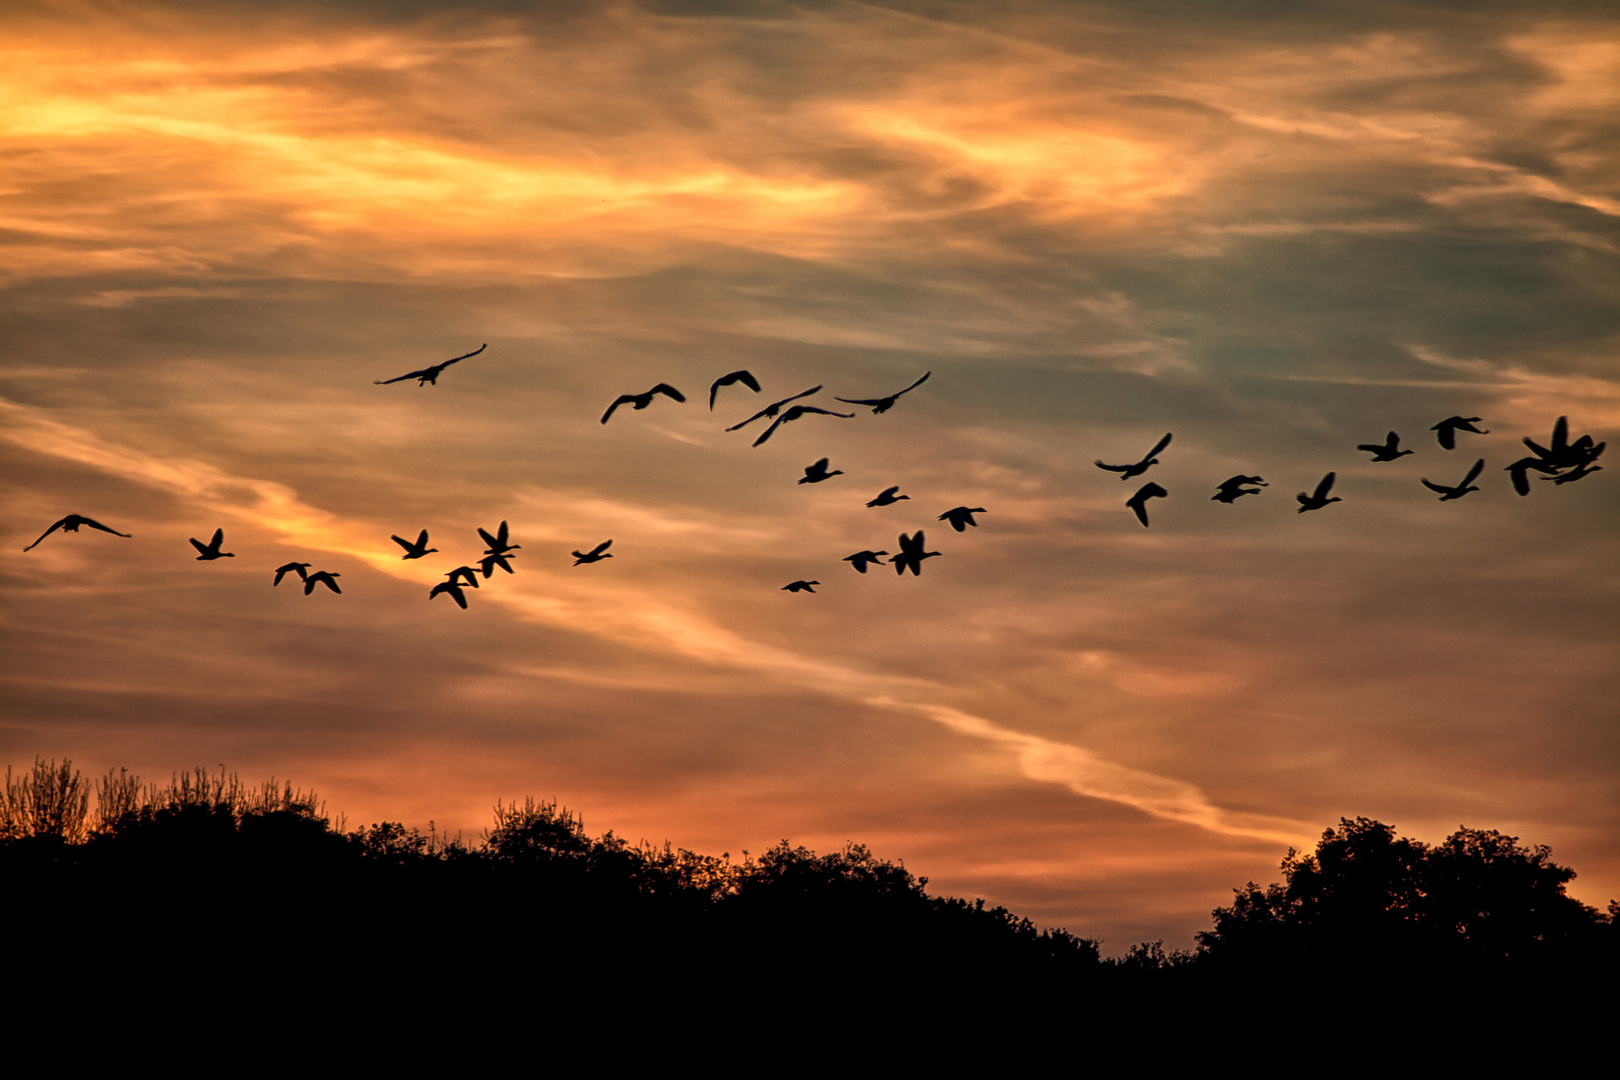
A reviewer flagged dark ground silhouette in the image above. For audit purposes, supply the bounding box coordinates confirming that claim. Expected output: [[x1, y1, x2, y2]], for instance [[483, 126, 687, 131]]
[[3, 758, 1613, 1033]]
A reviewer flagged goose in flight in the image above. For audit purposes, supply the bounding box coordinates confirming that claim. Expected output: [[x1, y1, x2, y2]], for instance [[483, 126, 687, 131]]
[[1211, 475, 1266, 504], [843, 550, 888, 574], [891, 531, 940, 576], [751, 405, 854, 448], [1357, 432, 1413, 462], [1296, 472, 1341, 513], [373, 344, 486, 387], [429, 580, 471, 610], [573, 539, 613, 565], [1522, 417, 1604, 472], [1422, 458, 1485, 501], [303, 571, 342, 595], [479, 551, 517, 577], [726, 385, 823, 432], [835, 371, 931, 415], [1096, 433, 1172, 481], [1545, 461, 1601, 486], [709, 370, 761, 409], [782, 580, 819, 593], [272, 562, 311, 587], [798, 458, 843, 484], [1505, 456, 1560, 496], [866, 486, 909, 508], [391, 530, 438, 560], [601, 383, 685, 424], [445, 566, 482, 588], [189, 528, 234, 561], [1125, 482, 1167, 527], [1431, 416, 1488, 450], [23, 514, 132, 552], [937, 507, 986, 532], [478, 520, 519, 556]]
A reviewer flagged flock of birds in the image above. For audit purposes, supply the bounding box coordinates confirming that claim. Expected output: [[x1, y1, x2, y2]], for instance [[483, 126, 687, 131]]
[[21, 346, 1606, 609]]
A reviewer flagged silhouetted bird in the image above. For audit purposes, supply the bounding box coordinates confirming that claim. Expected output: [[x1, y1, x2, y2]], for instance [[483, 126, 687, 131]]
[[1422, 458, 1485, 501], [303, 571, 341, 595], [445, 566, 482, 588], [373, 344, 486, 387], [573, 540, 613, 565], [937, 506, 986, 532], [1431, 416, 1488, 450], [1357, 432, 1413, 462], [601, 384, 685, 424], [891, 531, 940, 576], [726, 386, 823, 432], [709, 370, 761, 409], [478, 520, 519, 556], [1096, 433, 1173, 480], [798, 458, 843, 484], [479, 552, 516, 577], [189, 528, 234, 561], [429, 580, 470, 609], [1212, 475, 1266, 503], [867, 486, 909, 508], [1125, 482, 1167, 527], [1522, 417, 1604, 473], [835, 371, 931, 414], [752, 405, 854, 447], [23, 514, 131, 552], [1546, 462, 1602, 485], [391, 530, 437, 560], [272, 562, 310, 586], [843, 550, 888, 573], [1505, 456, 1560, 496], [782, 580, 819, 593], [1296, 472, 1341, 513]]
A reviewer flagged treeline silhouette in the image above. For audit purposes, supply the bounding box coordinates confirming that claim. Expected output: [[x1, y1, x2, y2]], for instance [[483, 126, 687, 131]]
[[3, 758, 1613, 1022]]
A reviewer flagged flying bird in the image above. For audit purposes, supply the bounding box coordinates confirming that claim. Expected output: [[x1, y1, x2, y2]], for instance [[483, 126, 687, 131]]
[[601, 384, 685, 424], [429, 580, 470, 610], [1357, 432, 1414, 462], [391, 530, 438, 560], [1296, 472, 1341, 513], [835, 372, 931, 414], [303, 571, 342, 595], [1422, 459, 1486, 501], [373, 344, 486, 387], [479, 552, 517, 577], [782, 580, 819, 593], [1505, 456, 1560, 496], [751, 405, 854, 448], [1545, 462, 1602, 486], [189, 528, 234, 561], [445, 566, 482, 588], [891, 531, 940, 576], [1431, 416, 1488, 450], [709, 370, 761, 410], [573, 540, 613, 565], [937, 507, 986, 532], [1125, 482, 1167, 527], [726, 386, 823, 432], [1211, 476, 1266, 504], [1096, 433, 1173, 481], [797, 458, 843, 484], [866, 486, 909, 508], [272, 562, 310, 587], [843, 550, 889, 574], [22, 514, 131, 552], [477, 520, 519, 556]]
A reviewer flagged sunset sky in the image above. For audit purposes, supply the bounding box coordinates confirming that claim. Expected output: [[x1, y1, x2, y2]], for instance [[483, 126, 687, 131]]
[[3, 0, 1616, 951]]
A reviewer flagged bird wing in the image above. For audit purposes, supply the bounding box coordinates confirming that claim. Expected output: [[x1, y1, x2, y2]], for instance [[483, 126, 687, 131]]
[[811, 457, 829, 471], [1436, 425, 1457, 450], [1421, 479, 1448, 494], [1312, 473, 1335, 499], [1141, 432, 1173, 461], [601, 395, 638, 424], [1356, 444, 1384, 455], [894, 371, 932, 397], [438, 344, 486, 369], [770, 385, 823, 409], [1551, 415, 1568, 453], [209, 528, 224, 548], [834, 395, 885, 407], [414, 529, 430, 549], [752, 413, 791, 447], [1505, 461, 1533, 497], [477, 527, 498, 549], [590, 540, 612, 557], [391, 534, 414, 553], [798, 407, 854, 418], [1128, 496, 1150, 527], [1461, 459, 1485, 486], [374, 368, 430, 385], [189, 537, 209, 555], [1094, 460, 1130, 473], [651, 383, 686, 402]]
